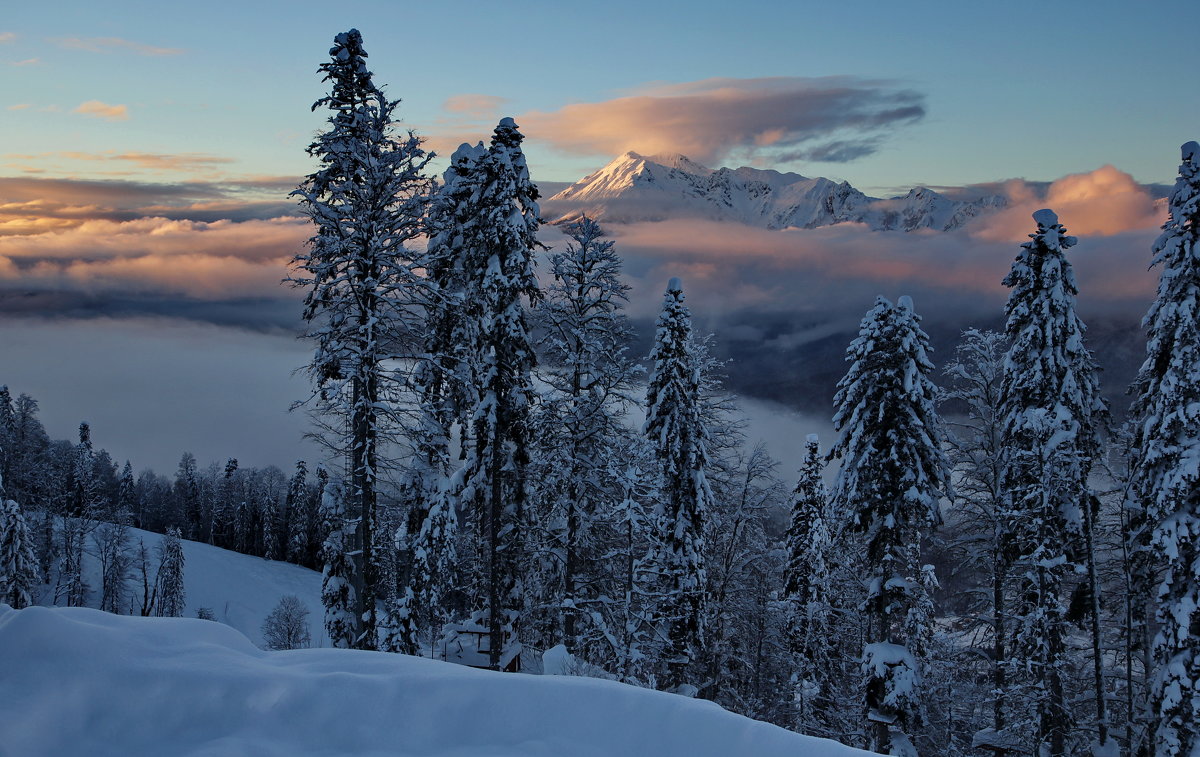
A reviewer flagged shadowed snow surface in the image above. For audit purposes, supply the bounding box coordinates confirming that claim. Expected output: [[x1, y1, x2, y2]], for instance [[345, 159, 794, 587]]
[[1, 605, 869, 757]]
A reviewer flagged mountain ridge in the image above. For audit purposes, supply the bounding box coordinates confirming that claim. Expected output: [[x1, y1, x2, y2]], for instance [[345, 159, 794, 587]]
[[543, 151, 1008, 232]]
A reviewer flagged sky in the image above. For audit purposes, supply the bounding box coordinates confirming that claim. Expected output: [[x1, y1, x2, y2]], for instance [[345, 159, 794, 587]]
[[0, 0, 1195, 473]]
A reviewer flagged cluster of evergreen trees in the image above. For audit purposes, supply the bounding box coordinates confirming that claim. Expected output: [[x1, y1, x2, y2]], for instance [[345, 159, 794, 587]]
[[2, 27, 1198, 757], [0, 397, 284, 616]]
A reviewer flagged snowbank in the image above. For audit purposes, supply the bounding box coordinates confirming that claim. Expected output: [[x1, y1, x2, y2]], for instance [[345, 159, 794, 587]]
[[0, 605, 869, 757]]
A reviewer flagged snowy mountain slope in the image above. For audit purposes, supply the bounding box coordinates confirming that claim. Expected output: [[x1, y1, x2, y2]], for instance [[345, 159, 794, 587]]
[[0, 605, 872, 757], [35, 525, 328, 648], [543, 151, 1006, 231]]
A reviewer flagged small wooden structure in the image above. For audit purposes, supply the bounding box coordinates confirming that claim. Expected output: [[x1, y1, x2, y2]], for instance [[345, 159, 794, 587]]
[[438, 619, 522, 673]]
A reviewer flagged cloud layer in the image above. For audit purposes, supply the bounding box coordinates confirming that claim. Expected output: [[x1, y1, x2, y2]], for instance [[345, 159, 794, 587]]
[[973, 165, 1163, 241], [516, 77, 926, 166], [0, 162, 1163, 415]]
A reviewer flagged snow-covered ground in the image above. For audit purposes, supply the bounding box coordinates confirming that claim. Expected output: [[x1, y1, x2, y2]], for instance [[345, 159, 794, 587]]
[[35, 525, 328, 648], [1, 604, 870, 757]]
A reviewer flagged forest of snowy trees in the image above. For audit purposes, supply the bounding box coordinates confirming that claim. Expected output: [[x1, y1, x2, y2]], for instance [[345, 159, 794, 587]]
[[2, 29, 1200, 757]]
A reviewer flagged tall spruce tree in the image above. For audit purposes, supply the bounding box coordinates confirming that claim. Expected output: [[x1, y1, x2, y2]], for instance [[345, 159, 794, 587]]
[[644, 277, 710, 693], [0, 486, 40, 609], [290, 29, 431, 650], [285, 461, 309, 564], [61, 422, 97, 607], [1130, 142, 1200, 757], [425, 119, 541, 668], [829, 295, 948, 756], [388, 144, 482, 657], [999, 210, 1106, 756], [319, 478, 356, 648], [155, 527, 186, 617], [784, 434, 837, 734]]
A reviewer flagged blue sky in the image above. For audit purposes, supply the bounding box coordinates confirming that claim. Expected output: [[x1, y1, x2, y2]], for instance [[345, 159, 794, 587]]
[[3, 0, 1195, 191]]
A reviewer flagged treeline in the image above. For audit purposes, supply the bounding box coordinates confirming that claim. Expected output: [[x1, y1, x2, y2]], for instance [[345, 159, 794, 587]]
[[0, 400, 330, 568]]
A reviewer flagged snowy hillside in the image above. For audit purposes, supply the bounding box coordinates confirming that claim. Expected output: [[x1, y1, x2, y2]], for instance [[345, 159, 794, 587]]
[[34, 525, 328, 648], [543, 151, 1006, 231], [0, 605, 871, 757]]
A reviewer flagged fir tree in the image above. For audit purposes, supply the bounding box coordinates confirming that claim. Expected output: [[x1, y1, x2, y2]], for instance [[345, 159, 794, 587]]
[[0, 386, 14, 491], [644, 277, 710, 693], [1130, 142, 1200, 757], [436, 119, 541, 668], [118, 461, 137, 528], [285, 461, 309, 564], [290, 28, 431, 650], [213, 458, 238, 550], [175, 452, 203, 542], [999, 210, 1106, 756], [60, 422, 97, 607], [155, 527, 186, 617], [783, 434, 837, 733], [0, 494, 41, 609], [319, 479, 355, 649], [829, 295, 949, 755]]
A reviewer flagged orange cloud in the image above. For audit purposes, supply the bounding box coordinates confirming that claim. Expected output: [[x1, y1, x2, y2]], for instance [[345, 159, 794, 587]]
[[8, 58, 37, 66], [55, 150, 234, 173], [74, 100, 129, 122], [0, 32, 15, 44], [0, 216, 307, 262], [971, 165, 1164, 241], [514, 77, 925, 166], [50, 36, 182, 56]]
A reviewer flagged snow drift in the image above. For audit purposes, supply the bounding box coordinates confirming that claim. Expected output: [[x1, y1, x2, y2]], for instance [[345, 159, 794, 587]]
[[0, 604, 869, 757]]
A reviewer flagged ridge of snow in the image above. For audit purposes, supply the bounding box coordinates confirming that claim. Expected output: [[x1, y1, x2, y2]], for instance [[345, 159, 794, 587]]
[[0, 604, 872, 757]]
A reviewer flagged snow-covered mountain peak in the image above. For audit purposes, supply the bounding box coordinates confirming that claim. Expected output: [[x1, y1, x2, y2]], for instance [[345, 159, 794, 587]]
[[642, 152, 714, 174], [544, 153, 1008, 232]]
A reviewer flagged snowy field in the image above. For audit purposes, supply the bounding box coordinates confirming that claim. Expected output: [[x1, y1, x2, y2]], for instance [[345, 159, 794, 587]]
[[1, 604, 870, 757], [34, 525, 328, 648]]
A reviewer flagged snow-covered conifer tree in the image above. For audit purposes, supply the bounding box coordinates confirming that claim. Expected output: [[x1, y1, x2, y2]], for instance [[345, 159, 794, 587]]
[[0, 492, 41, 609], [1129, 142, 1200, 757], [318, 479, 355, 649], [175, 453, 203, 541], [60, 422, 97, 607], [999, 210, 1107, 756], [118, 461, 137, 527], [644, 277, 711, 693], [290, 28, 431, 650], [284, 461, 308, 564], [212, 458, 238, 549], [422, 119, 541, 668], [829, 295, 949, 756], [783, 434, 837, 732], [0, 386, 14, 493], [155, 527, 186, 617]]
